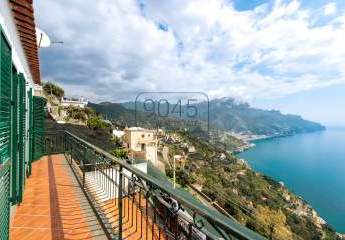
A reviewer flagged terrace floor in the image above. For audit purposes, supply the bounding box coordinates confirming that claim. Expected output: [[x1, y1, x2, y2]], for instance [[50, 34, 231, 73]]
[[9, 154, 107, 240]]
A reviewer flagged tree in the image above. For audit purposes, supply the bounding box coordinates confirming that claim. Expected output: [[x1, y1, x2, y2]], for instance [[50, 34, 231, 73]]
[[165, 165, 192, 188], [43, 82, 65, 98], [255, 205, 292, 240], [176, 169, 191, 187]]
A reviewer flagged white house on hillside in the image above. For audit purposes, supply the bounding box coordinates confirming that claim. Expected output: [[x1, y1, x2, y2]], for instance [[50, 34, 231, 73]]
[[61, 96, 88, 108], [123, 127, 158, 165], [113, 129, 125, 139]]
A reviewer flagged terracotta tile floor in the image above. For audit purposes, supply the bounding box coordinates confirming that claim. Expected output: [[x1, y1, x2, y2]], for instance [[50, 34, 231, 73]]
[[96, 196, 166, 240], [10, 154, 107, 240], [84, 170, 166, 239]]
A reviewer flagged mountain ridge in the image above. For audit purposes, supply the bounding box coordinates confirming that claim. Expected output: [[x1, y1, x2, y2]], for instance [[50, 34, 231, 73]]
[[119, 97, 325, 136]]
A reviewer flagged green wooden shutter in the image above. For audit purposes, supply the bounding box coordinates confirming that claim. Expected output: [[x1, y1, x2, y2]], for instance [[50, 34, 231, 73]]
[[11, 67, 19, 204], [17, 74, 26, 203], [32, 96, 46, 161], [0, 26, 12, 240], [0, 161, 10, 240], [27, 89, 33, 176], [0, 29, 11, 165]]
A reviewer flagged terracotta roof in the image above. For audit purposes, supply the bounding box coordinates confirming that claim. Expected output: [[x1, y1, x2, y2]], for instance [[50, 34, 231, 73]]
[[9, 0, 41, 84]]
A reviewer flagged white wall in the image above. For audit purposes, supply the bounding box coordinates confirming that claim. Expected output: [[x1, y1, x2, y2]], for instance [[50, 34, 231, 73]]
[[0, 0, 35, 88], [1, 1, 36, 184], [60, 102, 87, 108], [146, 144, 157, 165]]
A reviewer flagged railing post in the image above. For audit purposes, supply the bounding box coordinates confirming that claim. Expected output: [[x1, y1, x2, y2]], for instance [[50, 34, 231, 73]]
[[82, 146, 86, 188], [63, 132, 66, 154], [118, 166, 123, 239], [70, 138, 73, 164], [82, 167, 86, 188]]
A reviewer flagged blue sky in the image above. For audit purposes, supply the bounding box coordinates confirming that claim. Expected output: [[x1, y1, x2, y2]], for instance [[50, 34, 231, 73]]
[[233, 0, 345, 126], [34, 0, 345, 125], [254, 83, 345, 126], [230, 0, 345, 126], [234, 0, 345, 11], [233, 0, 269, 11]]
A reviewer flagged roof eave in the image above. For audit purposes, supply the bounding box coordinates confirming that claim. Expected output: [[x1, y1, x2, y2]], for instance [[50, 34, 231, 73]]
[[10, 0, 41, 85]]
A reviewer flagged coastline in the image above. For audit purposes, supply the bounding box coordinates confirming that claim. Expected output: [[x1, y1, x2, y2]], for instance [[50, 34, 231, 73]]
[[235, 128, 345, 235], [233, 128, 327, 154]]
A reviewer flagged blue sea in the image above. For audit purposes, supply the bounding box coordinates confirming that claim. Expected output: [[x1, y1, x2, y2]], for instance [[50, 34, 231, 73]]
[[237, 128, 345, 232]]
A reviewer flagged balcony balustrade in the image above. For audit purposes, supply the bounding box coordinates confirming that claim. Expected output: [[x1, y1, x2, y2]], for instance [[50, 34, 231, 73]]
[[8, 130, 265, 240]]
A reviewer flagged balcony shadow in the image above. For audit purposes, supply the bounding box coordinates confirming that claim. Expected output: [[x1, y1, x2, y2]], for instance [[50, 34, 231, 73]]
[[48, 154, 64, 239], [48, 155, 107, 240]]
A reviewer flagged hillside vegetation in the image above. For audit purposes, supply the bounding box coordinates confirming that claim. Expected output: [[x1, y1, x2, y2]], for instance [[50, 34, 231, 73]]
[[162, 131, 340, 240], [89, 101, 248, 152], [44, 82, 116, 151]]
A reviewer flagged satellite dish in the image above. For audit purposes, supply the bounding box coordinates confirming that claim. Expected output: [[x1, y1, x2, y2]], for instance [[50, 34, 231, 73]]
[[36, 28, 51, 48]]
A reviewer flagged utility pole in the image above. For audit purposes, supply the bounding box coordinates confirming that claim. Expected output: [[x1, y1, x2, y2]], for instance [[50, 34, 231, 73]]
[[173, 155, 176, 189]]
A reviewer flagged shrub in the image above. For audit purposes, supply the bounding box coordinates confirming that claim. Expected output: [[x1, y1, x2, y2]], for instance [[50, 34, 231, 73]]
[[58, 106, 62, 116], [43, 82, 65, 98], [65, 106, 95, 122], [111, 135, 122, 146], [83, 107, 96, 117], [176, 169, 191, 187], [86, 116, 110, 130], [111, 148, 128, 159], [165, 166, 192, 187], [66, 106, 86, 121], [165, 166, 173, 178], [254, 205, 292, 239]]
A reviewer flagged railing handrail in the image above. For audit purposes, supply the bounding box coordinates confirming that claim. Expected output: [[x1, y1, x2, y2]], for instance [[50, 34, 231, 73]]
[[64, 130, 265, 240]]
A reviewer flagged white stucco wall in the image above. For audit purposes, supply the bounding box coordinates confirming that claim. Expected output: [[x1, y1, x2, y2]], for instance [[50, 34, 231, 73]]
[[146, 144, 157, 165], [60, 101, 87, 108], [112, 130, 125, 138], [1, 1, 36, 182], [125, 130, 157, 151], [0, 0, 35, 88]]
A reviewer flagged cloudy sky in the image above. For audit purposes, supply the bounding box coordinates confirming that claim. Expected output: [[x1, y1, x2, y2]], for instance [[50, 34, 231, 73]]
[[34, 0, 345, 125]]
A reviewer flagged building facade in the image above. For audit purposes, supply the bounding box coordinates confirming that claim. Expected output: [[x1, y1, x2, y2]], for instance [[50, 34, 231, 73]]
[[123, 127, 158, 165], [0, 1, 45, 239]]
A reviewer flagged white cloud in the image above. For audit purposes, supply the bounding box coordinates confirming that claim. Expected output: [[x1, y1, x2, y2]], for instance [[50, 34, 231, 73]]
[[324, 2, 337, 16], [34, 0, 345, 102]]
